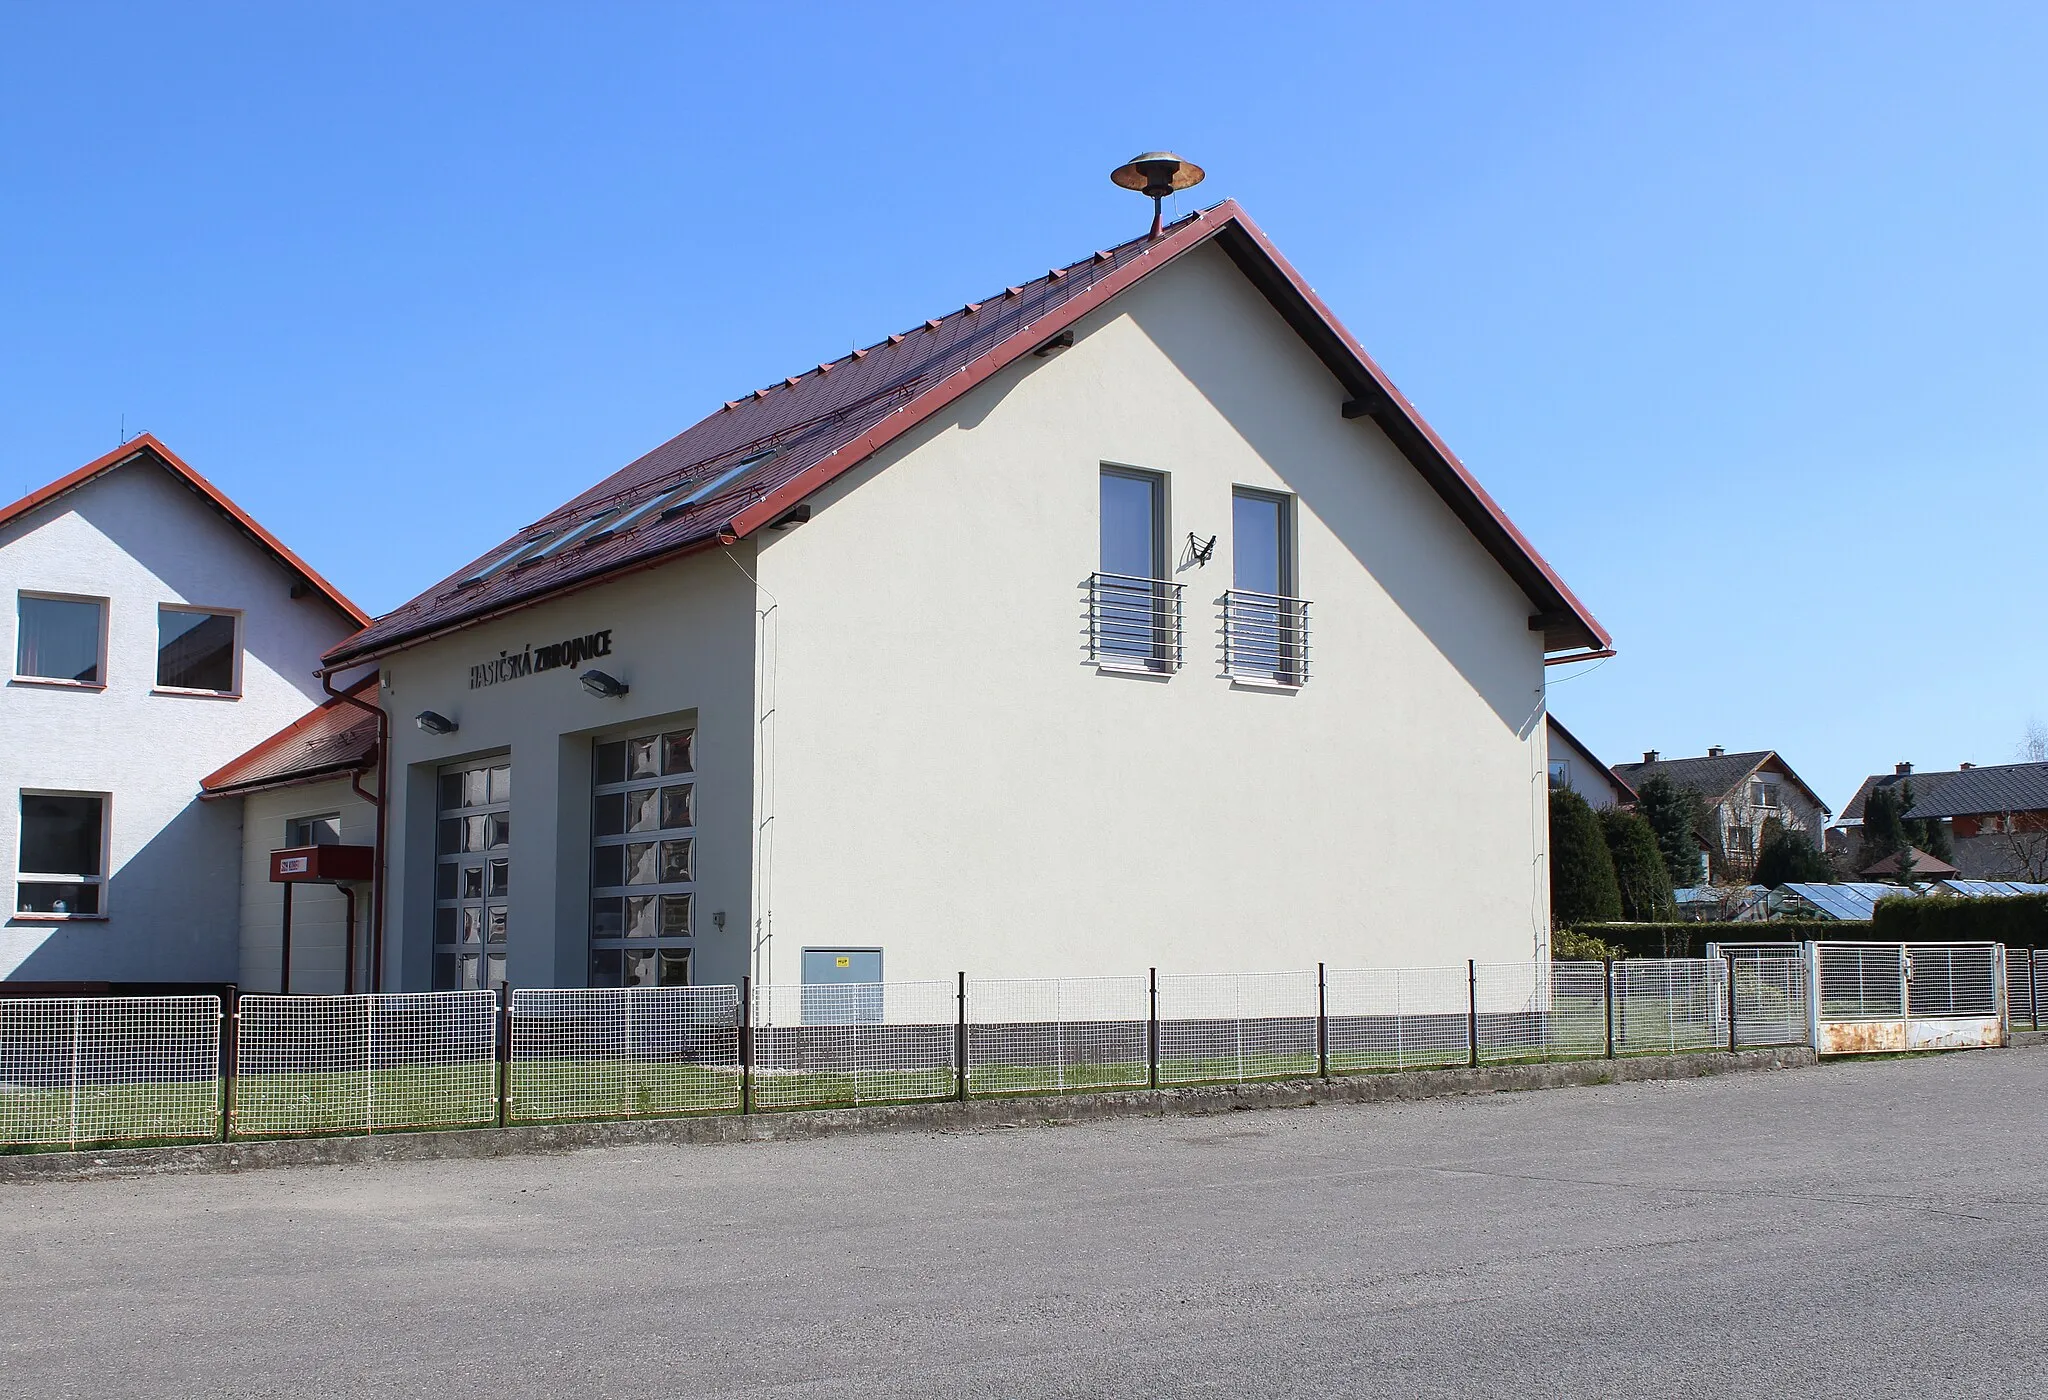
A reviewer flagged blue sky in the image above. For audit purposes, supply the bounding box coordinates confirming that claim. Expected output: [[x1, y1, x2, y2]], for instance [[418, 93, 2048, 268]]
[[3, 3, 2042, 811]]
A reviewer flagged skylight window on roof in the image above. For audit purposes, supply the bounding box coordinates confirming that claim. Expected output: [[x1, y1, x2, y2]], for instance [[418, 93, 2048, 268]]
[[532, 507, 625, 560], [587, 485, 691, 543], [663, 449, 779, 518], [460, 532, 558, 585]]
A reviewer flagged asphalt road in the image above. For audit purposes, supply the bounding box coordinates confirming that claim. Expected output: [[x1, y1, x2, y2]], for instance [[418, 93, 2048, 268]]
[[3, 1049, 2044, 1399]]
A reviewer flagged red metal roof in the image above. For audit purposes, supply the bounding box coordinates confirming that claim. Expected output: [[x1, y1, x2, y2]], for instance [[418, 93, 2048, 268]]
[[0, 435, 368, 627], [324, 201, 1608, 667], [199, 675, 379, 797]]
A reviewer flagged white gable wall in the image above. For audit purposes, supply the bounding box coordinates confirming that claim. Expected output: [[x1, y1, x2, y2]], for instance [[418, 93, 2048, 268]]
[[0, 460, 358, 981], [752, 242, 1552, 985]]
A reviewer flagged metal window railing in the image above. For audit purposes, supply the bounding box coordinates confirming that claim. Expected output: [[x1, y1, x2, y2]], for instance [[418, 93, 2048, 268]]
[[1222, 588, 1311, 684], [1087, 572, 1183, 671]]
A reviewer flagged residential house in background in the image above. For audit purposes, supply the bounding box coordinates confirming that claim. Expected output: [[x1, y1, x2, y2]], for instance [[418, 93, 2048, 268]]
[[1610, 746, 1829, 882], [1, 437, 368, 984], [1837, 761, 2048, 882], [1545, 716, 1634, 810]]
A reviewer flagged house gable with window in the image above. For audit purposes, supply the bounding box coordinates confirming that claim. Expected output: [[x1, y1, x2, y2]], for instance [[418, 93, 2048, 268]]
[[0, 437, 366, 982], [322, 202, 1610, 991], [1610, 747, 1829, 882]]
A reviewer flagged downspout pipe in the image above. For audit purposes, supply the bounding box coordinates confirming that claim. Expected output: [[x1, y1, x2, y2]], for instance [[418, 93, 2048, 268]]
[[323, 669, 390, 992]]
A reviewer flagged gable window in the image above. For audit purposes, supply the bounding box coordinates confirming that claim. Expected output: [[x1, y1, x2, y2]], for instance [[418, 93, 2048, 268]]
[[17, 792, 107, 917], [285, 813, 341, 848], [15, 594, 105, 686], [1091, 466, 1180, 671], [1548, 760, 1572, 790], [156, 607, 239, 694], [1224, 488, 1308, 684], [1751, 781, 1781, 810]]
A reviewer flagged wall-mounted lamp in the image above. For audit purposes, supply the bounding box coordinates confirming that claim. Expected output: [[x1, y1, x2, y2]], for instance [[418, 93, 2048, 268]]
[[415, 710, 458, 735], [579, 669, 630, 699], [712, 910, 726, 931]]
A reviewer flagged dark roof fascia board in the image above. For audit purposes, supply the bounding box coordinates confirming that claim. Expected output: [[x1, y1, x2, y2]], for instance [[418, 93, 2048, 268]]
[[197, 760, 375, 802], [0, 435, 369, 627]]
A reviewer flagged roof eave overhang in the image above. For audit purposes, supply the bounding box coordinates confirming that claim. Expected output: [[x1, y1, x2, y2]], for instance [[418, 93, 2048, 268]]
[[198, 761, 375, 802]]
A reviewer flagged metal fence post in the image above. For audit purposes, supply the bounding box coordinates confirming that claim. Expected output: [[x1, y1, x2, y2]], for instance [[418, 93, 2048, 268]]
[[955, 971, 968, 1103], [496, 983, 513, 1129], [1316, 961, 1329, 1080], [1603, 959, 1615, 1060], [221, 986, 240, 1142], [2027, 948, 2039, 1031], [739, 975, 753, 1116], [1466, 959, 1479, 1068], [1147, 967, 1159, 1089], [1725, 953, 1738, 1053]]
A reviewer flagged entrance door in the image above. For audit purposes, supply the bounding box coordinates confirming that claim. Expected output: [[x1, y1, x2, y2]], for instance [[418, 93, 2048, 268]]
[[801, 947, 882, 1024]]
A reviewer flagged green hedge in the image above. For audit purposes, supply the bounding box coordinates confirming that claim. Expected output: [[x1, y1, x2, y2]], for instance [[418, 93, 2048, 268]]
[[1562, 920, 1867, 959], [1871, 893, 2048, 947]]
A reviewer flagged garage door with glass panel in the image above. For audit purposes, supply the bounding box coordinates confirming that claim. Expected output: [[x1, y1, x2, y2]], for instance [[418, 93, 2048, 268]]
[[434, 759, 510, 990], [590, 728, 695, 987]]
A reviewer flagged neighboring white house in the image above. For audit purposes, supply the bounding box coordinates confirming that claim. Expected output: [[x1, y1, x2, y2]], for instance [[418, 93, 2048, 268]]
[[317, 200, 1612, 995], [1, 437, 367, 984], [1545, 716, 1634, 810]]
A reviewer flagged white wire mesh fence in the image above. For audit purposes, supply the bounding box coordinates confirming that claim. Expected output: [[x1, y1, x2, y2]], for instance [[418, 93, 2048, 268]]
[[0, 941, 1986, 1155], [0, 996, 220, 1147], [509, 986, 740, 1122], [1324, 964, 1470, 1071], [1731, 956, 1810, 1048], [1613, 959, 1727, 1055], [1154, 971, 1321, 1084], [966, 977, 1150, 1096], [1902, 943, 2000, 1019], [233, 991, 498, 1137], [750, 980, 959, 1110], [2015, 949, 2046, 1029]]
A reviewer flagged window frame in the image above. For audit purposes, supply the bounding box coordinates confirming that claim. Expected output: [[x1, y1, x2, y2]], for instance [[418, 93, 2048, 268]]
[[1095, 463, 1176, 674], [14, 788, 111, 921], [284, 812, 343, 848], [152, 603, 244, 699], [1224, 485, 1307, 686], [12, 591, 110, 690], [1548, 759, 1573, 791]]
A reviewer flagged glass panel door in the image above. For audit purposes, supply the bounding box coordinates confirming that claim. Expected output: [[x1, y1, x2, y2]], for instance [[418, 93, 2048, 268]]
[[589, 727, 696, 986], [433, 759, 510, 990]]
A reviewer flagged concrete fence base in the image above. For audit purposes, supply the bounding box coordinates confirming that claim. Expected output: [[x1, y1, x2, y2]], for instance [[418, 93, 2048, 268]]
[[0, 1045, 1822, 1183]]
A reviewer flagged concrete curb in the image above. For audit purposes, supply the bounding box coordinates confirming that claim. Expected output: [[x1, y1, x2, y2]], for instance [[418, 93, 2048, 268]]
[[0, 1045, 1818, 1184]]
